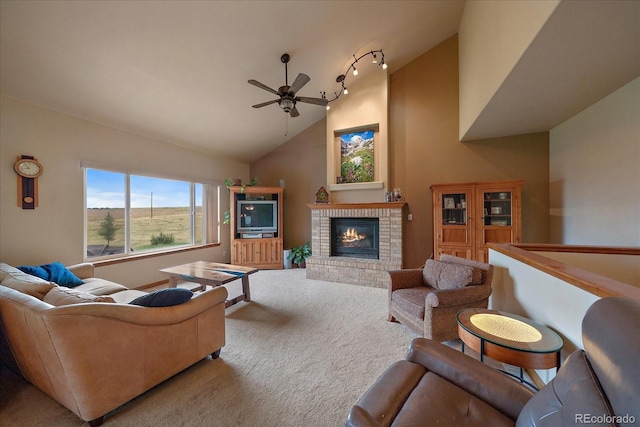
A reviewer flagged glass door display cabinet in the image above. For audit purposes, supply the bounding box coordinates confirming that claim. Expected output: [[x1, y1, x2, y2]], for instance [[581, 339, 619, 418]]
[[432, 186, 474, 260], [431, 180, 523, 263]]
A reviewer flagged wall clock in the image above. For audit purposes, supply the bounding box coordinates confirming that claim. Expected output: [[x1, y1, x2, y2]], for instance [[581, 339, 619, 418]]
[[14, 155, 43, 209]]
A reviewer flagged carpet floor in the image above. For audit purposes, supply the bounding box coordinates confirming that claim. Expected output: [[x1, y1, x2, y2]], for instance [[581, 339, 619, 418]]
[[1, 269, 422, 426]]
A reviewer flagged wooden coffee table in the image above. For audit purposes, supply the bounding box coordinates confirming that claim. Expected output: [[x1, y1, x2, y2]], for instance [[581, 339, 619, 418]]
[[160, 261, 258, 308], [457, 308, 563, 390]]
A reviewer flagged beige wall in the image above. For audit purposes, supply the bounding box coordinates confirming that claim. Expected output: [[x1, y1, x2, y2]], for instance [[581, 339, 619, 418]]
[[249, 118, 327, 250], [549, 77, 640, 246], [0, 95, 248, 287], [458, 0, 559, 140], [389, 35, 549, 268], [326, 69, 389, 203], [252, 35, 550, 268]]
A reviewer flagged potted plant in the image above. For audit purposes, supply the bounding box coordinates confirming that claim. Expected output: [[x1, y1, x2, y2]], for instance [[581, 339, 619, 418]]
[[288, 242, 312, 268]]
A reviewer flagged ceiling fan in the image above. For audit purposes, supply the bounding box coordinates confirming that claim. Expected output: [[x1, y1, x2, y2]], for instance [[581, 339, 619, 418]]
[[248, 53, 328, 117]]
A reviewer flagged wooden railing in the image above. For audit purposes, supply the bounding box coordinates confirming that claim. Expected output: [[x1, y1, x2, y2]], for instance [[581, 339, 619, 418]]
[[488, 243, 639, 300]]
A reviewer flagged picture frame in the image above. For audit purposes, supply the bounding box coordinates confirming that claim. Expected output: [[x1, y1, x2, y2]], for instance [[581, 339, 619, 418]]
[[336, 125, 377, 183], [443, 197, 455, 209]]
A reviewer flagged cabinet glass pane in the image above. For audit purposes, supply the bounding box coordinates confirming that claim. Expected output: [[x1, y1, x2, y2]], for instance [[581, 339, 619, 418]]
[[442, 193, 467, 225], [483, 191, 512, 226]]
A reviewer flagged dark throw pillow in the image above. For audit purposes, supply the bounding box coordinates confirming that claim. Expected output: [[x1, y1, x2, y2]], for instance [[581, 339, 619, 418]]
[[129, 288, 194, 307], [18, 261, 84, 288]]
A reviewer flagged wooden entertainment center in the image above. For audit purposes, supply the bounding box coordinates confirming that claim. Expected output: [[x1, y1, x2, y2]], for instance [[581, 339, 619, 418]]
[[229, 186, 283, 269]]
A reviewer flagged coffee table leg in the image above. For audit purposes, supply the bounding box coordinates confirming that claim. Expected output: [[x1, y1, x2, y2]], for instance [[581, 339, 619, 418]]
[[169, 275, 178, 288], [242, 275, 251, 302]]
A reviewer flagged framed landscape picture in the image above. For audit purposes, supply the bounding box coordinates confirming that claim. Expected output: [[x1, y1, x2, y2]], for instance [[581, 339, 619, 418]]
[[338, 128, 375, 183]]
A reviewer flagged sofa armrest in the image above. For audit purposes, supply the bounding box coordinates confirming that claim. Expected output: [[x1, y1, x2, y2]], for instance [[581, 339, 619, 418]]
[[425, 283, 492, 308], [66, 263, 95, 280], [388, 269, 424, 292], [406, 338, 533, 421]]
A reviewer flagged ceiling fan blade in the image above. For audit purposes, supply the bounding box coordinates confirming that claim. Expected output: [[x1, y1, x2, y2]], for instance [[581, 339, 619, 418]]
[[290, 105, 300, 117], [248, 79, 279, 95], [296, 96, 328, 106], [252, 99, 279, 108], [288, 73, 310, 94]]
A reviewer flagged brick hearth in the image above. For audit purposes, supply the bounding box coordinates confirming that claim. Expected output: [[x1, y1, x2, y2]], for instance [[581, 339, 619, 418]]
[[306, 202, 406, 288]]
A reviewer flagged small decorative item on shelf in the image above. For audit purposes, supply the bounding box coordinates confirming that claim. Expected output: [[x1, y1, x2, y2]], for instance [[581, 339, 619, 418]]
[[443, 197, 455, 209], [315, 186, 330, 203], [385, 188, 404, 202], [499, 192, 507, 199]]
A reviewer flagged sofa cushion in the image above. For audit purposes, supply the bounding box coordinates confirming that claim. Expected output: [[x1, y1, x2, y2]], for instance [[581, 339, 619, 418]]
[[0, 263, 56, 299], [18, 261, 84, 288], [129, 288, 193, 307], [109, 289, 149, 304], [392, 286, 432, 319], [422, 259, 480, 290], [43, 287, 115, 306], [73, 278, 128, 295], [439, 254, 490, 285]]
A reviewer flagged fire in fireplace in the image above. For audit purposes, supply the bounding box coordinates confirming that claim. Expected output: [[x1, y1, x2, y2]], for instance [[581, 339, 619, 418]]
[[331, 218, 379, 259]]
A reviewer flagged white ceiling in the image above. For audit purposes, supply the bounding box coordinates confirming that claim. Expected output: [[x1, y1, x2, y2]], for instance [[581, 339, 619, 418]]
[[2, 1, 638, 164], [0, 0, 465, 163]]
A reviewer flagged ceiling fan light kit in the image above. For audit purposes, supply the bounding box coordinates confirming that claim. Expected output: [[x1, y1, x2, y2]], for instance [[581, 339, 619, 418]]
[[248, 50, 387, 115], [248, 53, 328, 118]]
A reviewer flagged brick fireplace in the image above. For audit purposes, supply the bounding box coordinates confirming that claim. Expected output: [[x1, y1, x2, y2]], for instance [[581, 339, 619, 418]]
[[306, 202, 406, 288]]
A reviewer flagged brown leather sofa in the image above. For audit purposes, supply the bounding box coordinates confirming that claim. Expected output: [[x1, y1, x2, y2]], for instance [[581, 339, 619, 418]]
[[0, 262, 227, 426], [347, 296, 640, 427]]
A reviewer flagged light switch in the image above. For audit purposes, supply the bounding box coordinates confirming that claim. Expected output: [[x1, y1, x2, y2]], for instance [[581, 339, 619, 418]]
[[408, 214, 413, 221]]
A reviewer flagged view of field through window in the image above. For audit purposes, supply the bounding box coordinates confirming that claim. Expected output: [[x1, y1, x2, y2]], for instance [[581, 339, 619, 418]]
[[86, 169, 204, 258]]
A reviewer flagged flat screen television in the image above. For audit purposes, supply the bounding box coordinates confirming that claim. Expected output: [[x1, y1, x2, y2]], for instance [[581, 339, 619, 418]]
[[236, 200, 278, 234]]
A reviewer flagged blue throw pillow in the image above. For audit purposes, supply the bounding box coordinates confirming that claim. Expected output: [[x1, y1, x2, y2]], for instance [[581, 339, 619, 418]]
[[18, 261, 84, 288], [129, 288, 194, 307]]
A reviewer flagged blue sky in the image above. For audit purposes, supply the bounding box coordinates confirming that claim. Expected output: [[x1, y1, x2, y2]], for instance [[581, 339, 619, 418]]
[[86, 169, 201, 208], [340, 130, 374, 144]]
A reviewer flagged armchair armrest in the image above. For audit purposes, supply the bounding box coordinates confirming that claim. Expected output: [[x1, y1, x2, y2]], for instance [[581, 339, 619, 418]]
[[406, 338, 533, 421], [425, 283, 491, 308], [66, 263, 95, 280], [388, 269, 424, 292]]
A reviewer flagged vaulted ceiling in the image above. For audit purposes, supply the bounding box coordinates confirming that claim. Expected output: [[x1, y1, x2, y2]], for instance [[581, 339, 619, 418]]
[[0, 1, 465, 163], [1, 1, 638, 164]]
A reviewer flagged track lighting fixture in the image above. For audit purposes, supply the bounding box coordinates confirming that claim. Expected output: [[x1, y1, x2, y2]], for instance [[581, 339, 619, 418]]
[[321, 49, 387, 105]]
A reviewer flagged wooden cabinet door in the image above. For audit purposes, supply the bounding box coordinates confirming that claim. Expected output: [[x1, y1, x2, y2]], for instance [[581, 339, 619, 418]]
[[474, 183, 522, 262], [234, 239, 282, 268], [432, 186, 474, 260]]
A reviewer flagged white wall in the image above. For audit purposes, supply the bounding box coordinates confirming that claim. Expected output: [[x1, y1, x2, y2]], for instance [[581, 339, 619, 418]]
[[0, 95, 248, 287], [549, 77, 640, 245], [488, 248, 600, 383]]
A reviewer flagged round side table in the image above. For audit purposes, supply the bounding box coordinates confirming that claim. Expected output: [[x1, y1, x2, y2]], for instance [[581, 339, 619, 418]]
[[456, 308, 563, 390]]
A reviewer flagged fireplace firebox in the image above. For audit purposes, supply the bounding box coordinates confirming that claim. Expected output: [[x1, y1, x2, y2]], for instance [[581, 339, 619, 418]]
[[331, 218, 379, 259]]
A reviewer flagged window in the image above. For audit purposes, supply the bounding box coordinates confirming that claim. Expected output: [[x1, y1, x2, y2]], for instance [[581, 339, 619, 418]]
[[85, 168, 218, 260]]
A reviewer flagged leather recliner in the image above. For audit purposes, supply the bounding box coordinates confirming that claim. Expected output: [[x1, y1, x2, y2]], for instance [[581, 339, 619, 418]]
[[347, 296, 640, 427]]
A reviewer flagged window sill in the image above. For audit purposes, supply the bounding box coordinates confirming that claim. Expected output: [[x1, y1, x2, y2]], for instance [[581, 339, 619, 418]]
[[90, 243, 220, 267]]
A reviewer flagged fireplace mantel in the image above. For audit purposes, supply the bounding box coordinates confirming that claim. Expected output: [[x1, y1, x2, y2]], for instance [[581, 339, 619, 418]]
[[307, 201, 406, 210]]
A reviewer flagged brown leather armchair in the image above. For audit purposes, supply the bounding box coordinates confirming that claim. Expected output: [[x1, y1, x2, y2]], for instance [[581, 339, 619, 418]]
[[347, 296, 640, 427], [388, 254, 493, 341]]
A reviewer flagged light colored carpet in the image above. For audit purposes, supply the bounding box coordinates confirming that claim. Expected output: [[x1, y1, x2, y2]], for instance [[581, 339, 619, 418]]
[[1, 269, 420, 426]]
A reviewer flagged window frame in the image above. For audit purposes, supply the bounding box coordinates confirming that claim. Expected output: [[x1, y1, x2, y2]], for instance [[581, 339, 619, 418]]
[[84, 167, 220, 262]]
